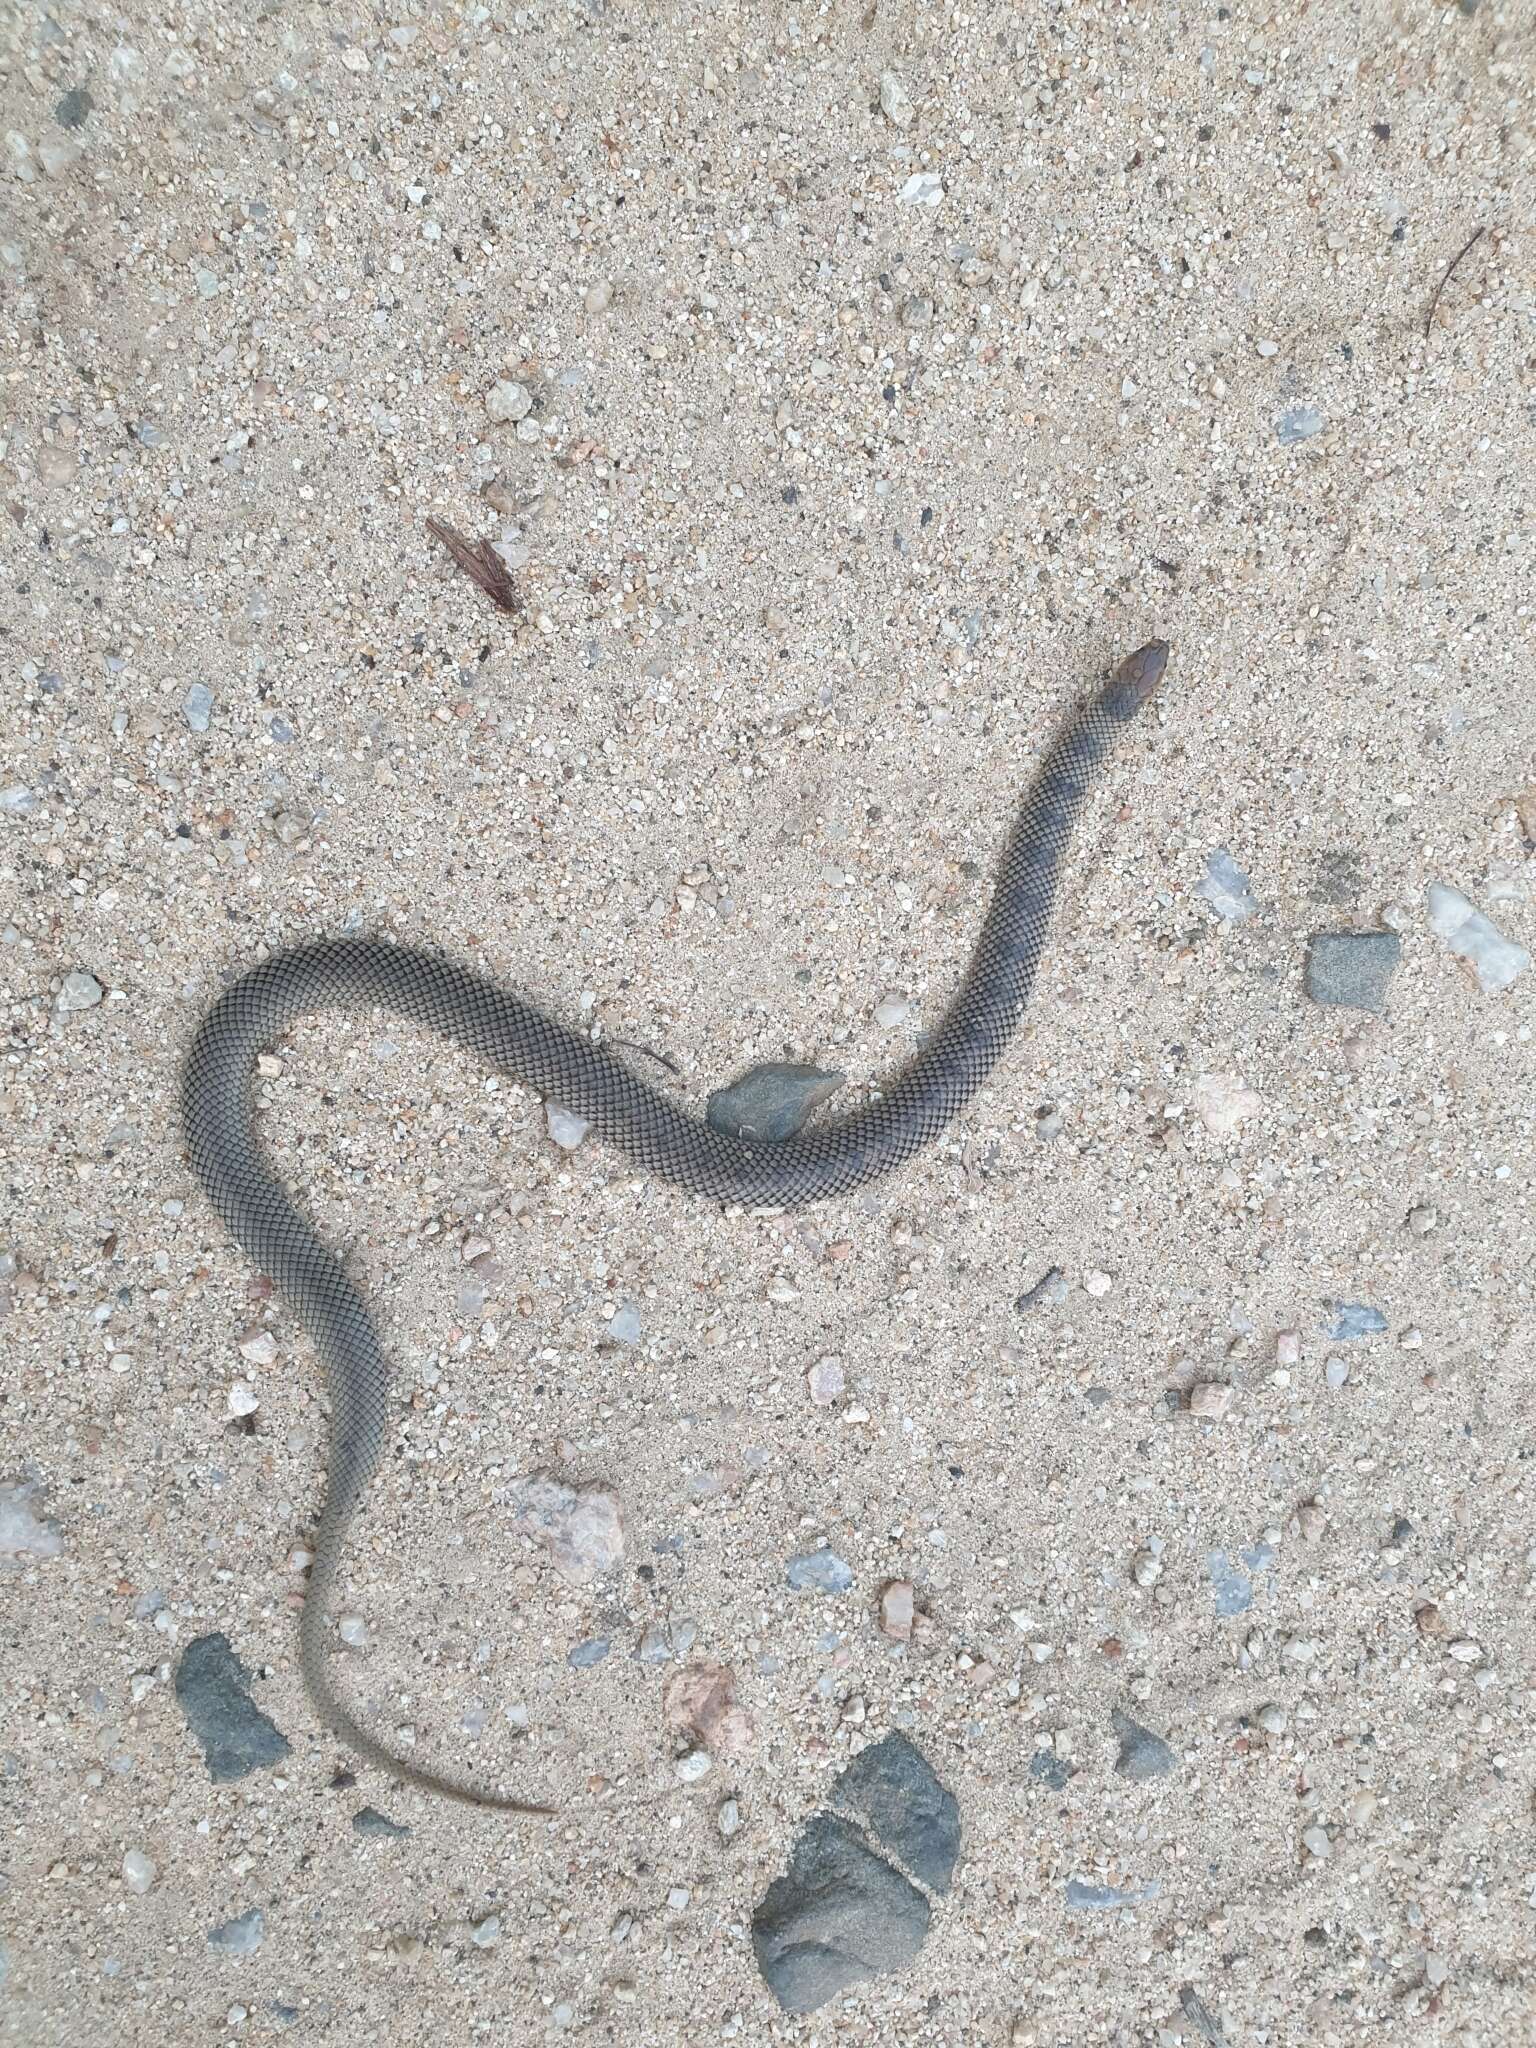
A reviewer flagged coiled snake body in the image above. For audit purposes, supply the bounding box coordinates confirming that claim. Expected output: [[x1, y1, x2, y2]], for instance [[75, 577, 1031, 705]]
[[183, 639, 1169, 1811]]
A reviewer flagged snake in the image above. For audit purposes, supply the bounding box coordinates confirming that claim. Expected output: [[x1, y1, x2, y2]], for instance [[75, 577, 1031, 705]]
[[182, 637, 1170, 1812]]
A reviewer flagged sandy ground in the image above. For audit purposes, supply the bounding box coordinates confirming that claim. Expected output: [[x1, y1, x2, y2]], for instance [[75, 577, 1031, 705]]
[[3, 2, 1535, 2042]]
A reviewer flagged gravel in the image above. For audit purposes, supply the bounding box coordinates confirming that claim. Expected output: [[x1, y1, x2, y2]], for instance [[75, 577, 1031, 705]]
[[1112, 1709, 1176, 1782], [1426, 883, 1530, 992], [208, 1910, 266, 1957]]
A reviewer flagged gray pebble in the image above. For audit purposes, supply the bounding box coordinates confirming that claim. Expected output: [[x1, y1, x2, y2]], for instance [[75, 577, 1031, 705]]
[[1305, 932, 1401, 1012], [1065, 1877, 1161, 1911], [133, 420, 166, 448], [1112, 1708, 1176, 1781], [55, 87, 93, 129], [352, 1806, 411, 1840], [208, 1909, 265, 1957], [183, 682, 214, 733], [752, 1813, 930, 2014], [1326, 1302, 1387, 1340], [174, 1633, 291, 1782], [706, 1062, 843, 1142], [56, 971, 104, 1014], [1277, 403, 1326, 445], [1324, 1356, 1350, 1391], [607, 1303, 642, 1344], [486, 379, 532, 424], [1194, 848, 1259, 923], [1028, 1750, 1076, 1792], [786, 1546, 853, 1594], [566, 1636, 610, 1670], [1206, 1542, 1276, 1618], [830, 1731, 960, 1895]]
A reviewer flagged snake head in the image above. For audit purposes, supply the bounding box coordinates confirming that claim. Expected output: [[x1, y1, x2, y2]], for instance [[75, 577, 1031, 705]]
[[1101, 640, 1169, 721]]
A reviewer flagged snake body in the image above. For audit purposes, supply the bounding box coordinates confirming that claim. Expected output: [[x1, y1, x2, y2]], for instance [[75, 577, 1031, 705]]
[[183, 638, 1169, 1811]]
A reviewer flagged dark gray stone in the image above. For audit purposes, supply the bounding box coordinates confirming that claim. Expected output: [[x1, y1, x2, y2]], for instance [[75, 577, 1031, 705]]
[[1305, 931, 1401, 1012], [1028, 1750, 1076, 1792], [55, 88, 93, 129], [752, 1813, 929, 2014], [830, 1732, 960, 1894], [174, 1634, 291, 1782], [706, 1062, 843, 1142], [1112, 1708, 1176, 1782], [352, 1806, 411, 1840]]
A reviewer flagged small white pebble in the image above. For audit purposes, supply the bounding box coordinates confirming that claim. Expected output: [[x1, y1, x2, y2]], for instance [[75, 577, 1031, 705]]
[[1347, 1788, 1379, 1826], [718, 1797, 741, 1838], [1255, 1703, 1287, 1735], [470, 1914, 500, 1947], [874, 994, 912, 1029], [1324, 1356, 1350, 1391], [1302, 1824, 1332, 1859], [338, 1614, 370, 1648], [122, 1849, 156, 1895], [1190, 1382, 1233, 1421], [674, 1749, 712, 1784], [1083, 1270, 1112, 1298], [227, 1381, 259, 1418], [584, 279, 613, 314], [667, 1886, 691, 1911], [1446, 1639, 1482, 1664], [545, 1103, 589, 1151], [486, 379, 532, 425], [1275, 1330, 1301, 1367]]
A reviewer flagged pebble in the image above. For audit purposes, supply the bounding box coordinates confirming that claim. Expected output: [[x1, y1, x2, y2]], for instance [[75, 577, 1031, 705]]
[[1191, 1073, 1262, 1137], [666, 1887, 691, 1911], [786, 1546, 853, 1594], [545, 1103, 590, 1150], [1064, 1877, 1161, 1911], [56, 971, 104, 1014], [1084, 1270, 1113, 1298], [1301, 1824, 1332, 1859], [0, 1478, 65, 1561], [898, 171, 942, 206], [352, 1806, 411, 1839], [1304, 931, 1401, 1012], [503, 1476, 623, 1581], [566, 1636, 610, 1670], [806, 1355, 845, 1406], [607, 1303, 642, 1344], [1189, 1382, 1233, 1422], [718, 1796, 742, 1838], [1296, 1501, 1327, 1544], [706, 1061, 843, 1142], [1426, 883, 1530, 992], [174, 1634, 291, 1782], [1111, 1709, 1176, 1781], [1206, 1543, 1275, 1618], [663, 1661, 755, 1759], [238, 1328, 278, 1366], [471, 1914, 501, 1948], [1446, 1638, 1482, 1664], [583, 279, 613, 313], [1277, 403, 1326, 445], [121, 1850, 156, 1895], [1276, 1330, 1301, 1367], [674, 1748, 712, 1783], [56, 87, 93, 129], [1255, 1703, 1288, 1735], [1194, 848, 1259, 923], [1324, 1356, 1350, 1391], [183, 682, 214, 733], [878, 1580, 915, 1642], [1407, 1204, 1438, 1236], [752, 1813, 930, 2013], [208, 1909, 265, 1957], [337, 1614, 369, 1647], [227, 1381, 259, 1418], [1028, 1749, 1076, 1792], [486, 379, 533, 424], [873, 994, 913, 1029], [1327, 1303, 1386, 1341], [879, 70, 914, 127]]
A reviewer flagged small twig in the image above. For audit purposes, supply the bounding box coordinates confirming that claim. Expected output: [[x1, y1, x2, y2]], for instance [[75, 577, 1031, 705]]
[[606, 1036, 683, 1079], [425, 516, 522, 615], [1423, 224, 1487, 340]]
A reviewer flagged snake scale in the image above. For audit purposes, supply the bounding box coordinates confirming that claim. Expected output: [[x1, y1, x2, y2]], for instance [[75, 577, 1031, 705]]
[[183, 637, 1170, 1812]]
